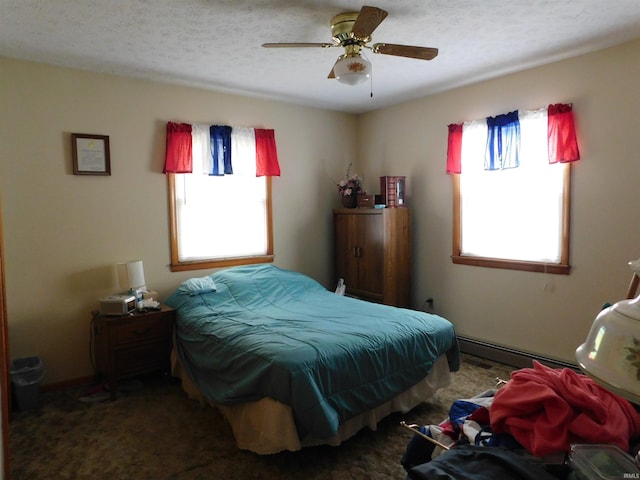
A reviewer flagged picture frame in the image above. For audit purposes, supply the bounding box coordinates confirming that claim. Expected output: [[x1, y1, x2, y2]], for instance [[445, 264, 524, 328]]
[[71, 133, 111, 175]]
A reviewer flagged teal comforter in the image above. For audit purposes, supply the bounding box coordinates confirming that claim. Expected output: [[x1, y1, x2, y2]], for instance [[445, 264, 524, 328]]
[[166, 264, 459, 440]]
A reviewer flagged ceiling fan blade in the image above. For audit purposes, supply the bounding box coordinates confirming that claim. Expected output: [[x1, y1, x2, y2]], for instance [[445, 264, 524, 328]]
[[351, 6, 388, 38], [371, 43, 438, 60], [328, 57, 339, 79], [262, 42, 334, 49]]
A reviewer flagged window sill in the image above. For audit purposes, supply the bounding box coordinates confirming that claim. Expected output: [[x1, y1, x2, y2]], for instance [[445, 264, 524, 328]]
[[451, 255, 570, 275], [170, 255, 275, 272]]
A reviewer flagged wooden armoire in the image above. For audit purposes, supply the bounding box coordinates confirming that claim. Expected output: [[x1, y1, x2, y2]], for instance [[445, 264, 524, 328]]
[[333, 207, 411, 307]]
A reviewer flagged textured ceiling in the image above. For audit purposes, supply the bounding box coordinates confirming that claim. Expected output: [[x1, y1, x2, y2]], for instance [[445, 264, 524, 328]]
[[2, 0, 640, 114]]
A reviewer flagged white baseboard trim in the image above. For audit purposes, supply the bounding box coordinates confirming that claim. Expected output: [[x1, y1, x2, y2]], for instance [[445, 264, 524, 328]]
[[457, 335, 579, 371]]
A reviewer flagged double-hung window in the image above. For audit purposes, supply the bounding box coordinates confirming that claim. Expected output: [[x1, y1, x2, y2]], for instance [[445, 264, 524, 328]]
[[448, 104, 579, 274], [168, 173, 273, 272]]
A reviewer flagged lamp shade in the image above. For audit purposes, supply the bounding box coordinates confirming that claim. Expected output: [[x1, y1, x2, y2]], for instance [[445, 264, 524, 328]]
[[117, 260, 146, 290], [334, 54, 371, 85], [575, 296, 640, 404]]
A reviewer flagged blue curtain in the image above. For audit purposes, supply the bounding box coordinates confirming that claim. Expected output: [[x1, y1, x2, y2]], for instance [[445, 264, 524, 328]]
[[485, 111, 520, 170], [210, 125, 233, 175]]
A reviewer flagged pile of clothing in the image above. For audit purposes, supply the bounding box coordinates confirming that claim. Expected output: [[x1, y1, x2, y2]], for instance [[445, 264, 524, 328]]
[[402, 361, 640, 479]]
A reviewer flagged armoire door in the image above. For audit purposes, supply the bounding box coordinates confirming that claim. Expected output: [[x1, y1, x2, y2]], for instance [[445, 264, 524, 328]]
[[334, 212, 359, 291], [354, 212, 383, 298]]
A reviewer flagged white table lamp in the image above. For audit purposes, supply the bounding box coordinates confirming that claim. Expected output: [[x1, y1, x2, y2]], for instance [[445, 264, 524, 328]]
[[117, 260, 146, 293]]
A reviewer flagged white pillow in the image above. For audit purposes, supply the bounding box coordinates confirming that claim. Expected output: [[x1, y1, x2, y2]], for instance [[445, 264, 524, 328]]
[[177, 276, 217, 295]]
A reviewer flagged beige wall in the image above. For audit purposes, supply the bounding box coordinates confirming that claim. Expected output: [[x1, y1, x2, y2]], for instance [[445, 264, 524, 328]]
[[0, 57, 357, 384], [357, 38, 640, 364], [2, 37, 640, 384]]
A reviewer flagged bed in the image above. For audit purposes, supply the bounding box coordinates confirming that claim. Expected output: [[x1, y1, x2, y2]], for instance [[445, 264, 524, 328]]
[[165, 264, 459, 454]]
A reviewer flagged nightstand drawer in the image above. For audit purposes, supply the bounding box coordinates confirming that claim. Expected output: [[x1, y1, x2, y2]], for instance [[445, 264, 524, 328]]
[[115, 341, 169, 377], [115, 316, 172, 345]]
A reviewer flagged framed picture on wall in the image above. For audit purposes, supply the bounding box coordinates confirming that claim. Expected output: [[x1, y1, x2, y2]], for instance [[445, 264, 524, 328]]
[[71, 133, 111, 175]]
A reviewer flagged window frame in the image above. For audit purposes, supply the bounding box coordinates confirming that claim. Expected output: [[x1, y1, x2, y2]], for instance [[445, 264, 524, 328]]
[[451, 163, 572, 274], [167, 173, 274, 272]]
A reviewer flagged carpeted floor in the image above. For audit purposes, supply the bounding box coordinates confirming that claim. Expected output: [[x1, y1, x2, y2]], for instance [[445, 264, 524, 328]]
[[9, 354, 516, 480]]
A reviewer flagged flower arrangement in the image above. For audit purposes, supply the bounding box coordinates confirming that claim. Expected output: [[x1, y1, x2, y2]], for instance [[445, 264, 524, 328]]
[[337, 163, 364, 197]]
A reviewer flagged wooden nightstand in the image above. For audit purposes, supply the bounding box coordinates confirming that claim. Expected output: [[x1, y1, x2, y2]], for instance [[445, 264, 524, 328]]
[[92, 305, 176, 400]]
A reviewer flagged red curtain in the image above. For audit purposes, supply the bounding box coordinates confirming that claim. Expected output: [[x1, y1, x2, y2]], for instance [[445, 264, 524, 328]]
[[548, 104, 580, 163], [163, 122, 193, 174], [255, 129, 281, 177], [446, 123, 463, 174]]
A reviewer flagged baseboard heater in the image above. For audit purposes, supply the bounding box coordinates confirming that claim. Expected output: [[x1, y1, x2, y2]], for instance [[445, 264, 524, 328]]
[[457, 335, 579, 371]]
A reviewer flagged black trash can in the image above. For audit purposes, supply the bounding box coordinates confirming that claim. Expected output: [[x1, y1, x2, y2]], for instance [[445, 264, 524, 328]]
[[10, 356, 45, 411]]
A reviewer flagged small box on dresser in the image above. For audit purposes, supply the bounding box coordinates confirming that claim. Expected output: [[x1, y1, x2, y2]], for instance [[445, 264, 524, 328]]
[[92, 305, 176, 400], [357, 194, 375, 208]]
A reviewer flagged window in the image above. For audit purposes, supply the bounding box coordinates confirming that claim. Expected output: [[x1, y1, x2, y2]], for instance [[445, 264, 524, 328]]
[[164, 123, 278, 272], [449, 105, 579, 274], [168, 173, 273, 272]]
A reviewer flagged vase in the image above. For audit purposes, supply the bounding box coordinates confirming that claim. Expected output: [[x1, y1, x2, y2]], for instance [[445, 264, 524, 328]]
[[341, 194, 357, 208]]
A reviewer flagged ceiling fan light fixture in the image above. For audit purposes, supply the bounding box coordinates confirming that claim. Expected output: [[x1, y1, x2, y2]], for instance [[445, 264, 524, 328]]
[[333, 54, 371, 85]]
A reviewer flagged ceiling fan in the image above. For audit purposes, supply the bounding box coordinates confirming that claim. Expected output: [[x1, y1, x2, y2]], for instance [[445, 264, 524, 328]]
[[262, 5, 438, 85]]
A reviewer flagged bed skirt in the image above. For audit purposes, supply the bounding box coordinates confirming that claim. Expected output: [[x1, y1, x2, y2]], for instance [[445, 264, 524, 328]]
[[171, 349, 452, 455]]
